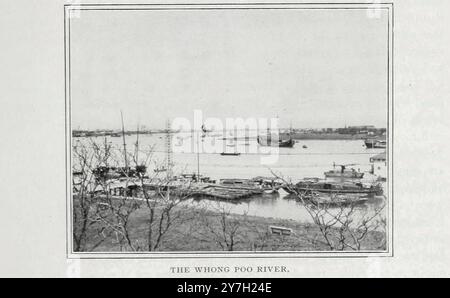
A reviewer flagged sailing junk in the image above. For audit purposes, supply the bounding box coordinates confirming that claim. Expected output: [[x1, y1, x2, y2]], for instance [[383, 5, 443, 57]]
[[257, 130, 295, 148]]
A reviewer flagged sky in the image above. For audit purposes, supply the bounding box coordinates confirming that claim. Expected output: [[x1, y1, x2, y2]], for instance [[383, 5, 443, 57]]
[[70, 8, 389, 130]]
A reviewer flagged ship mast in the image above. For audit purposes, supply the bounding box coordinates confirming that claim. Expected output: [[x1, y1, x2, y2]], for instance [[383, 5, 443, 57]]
[[165, 119, 173, 180], [120, 111, 128, 174], [197, 130, 200, 182], [135, 122, 140, 166]]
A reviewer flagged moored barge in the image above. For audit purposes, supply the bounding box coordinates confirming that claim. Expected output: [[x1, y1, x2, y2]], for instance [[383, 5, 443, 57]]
[[283, 180, 383, 196]]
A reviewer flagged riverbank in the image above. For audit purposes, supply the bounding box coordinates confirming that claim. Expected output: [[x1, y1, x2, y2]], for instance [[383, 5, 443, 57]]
[[75, 197, 386, 252]]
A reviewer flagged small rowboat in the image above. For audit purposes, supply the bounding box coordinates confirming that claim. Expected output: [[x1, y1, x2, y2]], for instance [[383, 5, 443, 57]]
[[220, 152, 241, 156]]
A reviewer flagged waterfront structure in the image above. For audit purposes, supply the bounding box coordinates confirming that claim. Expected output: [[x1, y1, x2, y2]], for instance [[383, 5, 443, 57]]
[[364, 139, 387, 149], [370, 152, 387, 180]]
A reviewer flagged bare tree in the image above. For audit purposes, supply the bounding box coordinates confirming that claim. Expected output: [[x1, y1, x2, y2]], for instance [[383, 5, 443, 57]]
[[72, 138, 120, 251], [72, 130, 203, 252], [304, 199, 386, 251], [272, 170, 386, 251], [194, 202, 248, 251], [128, 141, 194, 251]]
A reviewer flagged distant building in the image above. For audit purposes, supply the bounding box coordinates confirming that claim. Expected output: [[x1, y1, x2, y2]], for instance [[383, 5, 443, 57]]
[[337, 125, 384, 135], [349, 125, 376, 130]]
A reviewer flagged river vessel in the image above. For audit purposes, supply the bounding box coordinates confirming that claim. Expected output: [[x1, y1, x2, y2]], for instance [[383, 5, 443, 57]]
[[364, 139, 387, 149], [324, 164, 364, 179], [283, 180, 382, 196], [257, 135, 295, 148]]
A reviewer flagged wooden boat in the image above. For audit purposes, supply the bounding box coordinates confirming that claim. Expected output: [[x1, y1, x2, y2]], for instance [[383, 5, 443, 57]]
[[257, 135, 295, 148], [190, 185, 262, 201], [324, 164, 364, 179], [178, 174, 215, 183], [257, 125, 295, 148], [365, 139, 387, 149], [283, 180, 383, 196], [251, 176, 283, 193], [183, 179, 265, 200], [374, 140, 387, 149], [218, 179, 262, 192], [304, 192, 369, 206]]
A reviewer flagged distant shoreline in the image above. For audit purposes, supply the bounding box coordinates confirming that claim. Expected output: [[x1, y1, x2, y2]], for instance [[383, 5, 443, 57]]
[[285, 133, 385, 141], [72, 132, 385, 141]]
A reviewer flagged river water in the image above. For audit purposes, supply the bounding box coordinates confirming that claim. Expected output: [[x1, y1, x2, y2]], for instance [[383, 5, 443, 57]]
[[73, 134, 388, 224]]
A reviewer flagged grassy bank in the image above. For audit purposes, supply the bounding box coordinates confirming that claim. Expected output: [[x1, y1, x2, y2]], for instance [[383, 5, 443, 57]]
[[74, 196, 386, 252]]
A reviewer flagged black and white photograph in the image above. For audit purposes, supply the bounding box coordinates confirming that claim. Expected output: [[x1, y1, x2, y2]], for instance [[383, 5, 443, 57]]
[[67, 2, 392, 255], [4, 0, 450, 279]]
